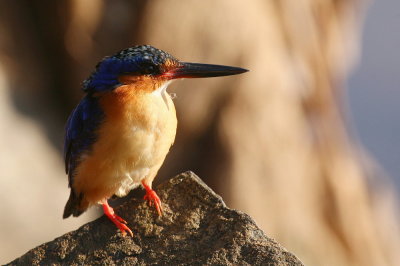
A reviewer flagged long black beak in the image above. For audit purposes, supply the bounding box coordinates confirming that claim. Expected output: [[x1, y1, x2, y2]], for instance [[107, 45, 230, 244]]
[[163, 62, 248, 79]]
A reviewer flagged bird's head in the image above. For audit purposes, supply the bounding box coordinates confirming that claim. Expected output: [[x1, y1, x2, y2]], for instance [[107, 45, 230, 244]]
[[83, 45, 248, 94]]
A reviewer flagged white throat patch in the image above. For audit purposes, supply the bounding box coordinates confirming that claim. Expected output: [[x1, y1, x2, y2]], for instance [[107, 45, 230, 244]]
[[152, 81, 173, 108]]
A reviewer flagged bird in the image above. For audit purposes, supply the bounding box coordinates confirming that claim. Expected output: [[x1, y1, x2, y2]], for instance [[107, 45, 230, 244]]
[[63, 45, 248, 236]]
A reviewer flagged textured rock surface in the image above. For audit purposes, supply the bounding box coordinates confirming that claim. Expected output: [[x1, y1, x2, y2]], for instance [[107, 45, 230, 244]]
[[8, 172, 303, 265]]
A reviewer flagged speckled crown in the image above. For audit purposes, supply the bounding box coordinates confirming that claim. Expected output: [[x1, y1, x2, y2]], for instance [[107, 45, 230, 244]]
[[113, 45, 178, 68], [82, 45, 180, 92]]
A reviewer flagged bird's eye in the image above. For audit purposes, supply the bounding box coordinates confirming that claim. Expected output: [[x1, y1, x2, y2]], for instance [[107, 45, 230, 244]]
[[144, 65, 156, 74], [140, 60, 158, 75]]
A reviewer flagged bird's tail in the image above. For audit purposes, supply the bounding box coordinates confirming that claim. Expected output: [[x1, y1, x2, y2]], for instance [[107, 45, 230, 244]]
[[63, 190, 89, 218]]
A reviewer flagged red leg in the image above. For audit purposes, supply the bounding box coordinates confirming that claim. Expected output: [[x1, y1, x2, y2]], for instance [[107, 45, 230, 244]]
[[142, 181, 163, 216], [102, 201, 133, 237]]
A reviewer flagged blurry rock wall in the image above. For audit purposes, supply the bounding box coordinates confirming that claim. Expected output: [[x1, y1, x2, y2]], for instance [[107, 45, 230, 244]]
[[0, 0, 399, 265]]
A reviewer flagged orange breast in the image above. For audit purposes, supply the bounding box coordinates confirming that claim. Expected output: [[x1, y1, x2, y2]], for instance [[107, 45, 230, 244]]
[[72, 80, 177, 205]]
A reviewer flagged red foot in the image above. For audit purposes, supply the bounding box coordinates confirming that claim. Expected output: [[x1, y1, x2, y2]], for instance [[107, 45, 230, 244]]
[[102, 201, 133, 237], [142, 181, 163, 216]]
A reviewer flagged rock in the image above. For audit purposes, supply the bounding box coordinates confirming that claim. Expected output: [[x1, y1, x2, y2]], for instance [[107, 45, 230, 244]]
[[7, 171, 303, 265]]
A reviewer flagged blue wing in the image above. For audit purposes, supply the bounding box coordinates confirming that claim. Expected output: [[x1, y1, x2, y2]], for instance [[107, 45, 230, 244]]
[[64, 95, 104, 187]]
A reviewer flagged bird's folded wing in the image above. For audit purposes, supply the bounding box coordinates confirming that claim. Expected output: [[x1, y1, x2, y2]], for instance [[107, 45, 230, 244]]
[[64, 95, 104, 187]]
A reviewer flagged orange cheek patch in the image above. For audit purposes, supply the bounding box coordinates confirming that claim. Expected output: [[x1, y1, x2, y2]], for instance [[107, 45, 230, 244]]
[[118, 75, 140, 85], [118, 75, 145, 86], [117, 75, 165, 93]]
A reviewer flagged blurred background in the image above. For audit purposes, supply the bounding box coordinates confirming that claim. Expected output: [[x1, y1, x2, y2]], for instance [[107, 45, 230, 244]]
[[0, 0, 399, 265]]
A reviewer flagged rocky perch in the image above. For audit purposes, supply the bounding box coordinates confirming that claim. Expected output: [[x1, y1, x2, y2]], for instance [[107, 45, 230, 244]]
[[8, 171, 303, 265]]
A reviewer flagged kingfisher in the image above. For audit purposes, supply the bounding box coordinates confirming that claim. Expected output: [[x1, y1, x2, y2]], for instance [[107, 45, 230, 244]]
[[63, 45, 248, 236]]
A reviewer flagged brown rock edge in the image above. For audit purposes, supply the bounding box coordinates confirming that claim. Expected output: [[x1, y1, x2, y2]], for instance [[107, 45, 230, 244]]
[[7, 171, 303, 265]]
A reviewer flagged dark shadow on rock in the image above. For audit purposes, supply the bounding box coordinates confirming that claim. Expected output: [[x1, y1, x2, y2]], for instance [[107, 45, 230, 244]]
[[7, 171, 303, 265]]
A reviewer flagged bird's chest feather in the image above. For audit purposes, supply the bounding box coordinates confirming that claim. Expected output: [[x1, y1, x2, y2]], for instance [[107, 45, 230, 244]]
[[74, 83, 177, 198], [99, 84, 176, 168]]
